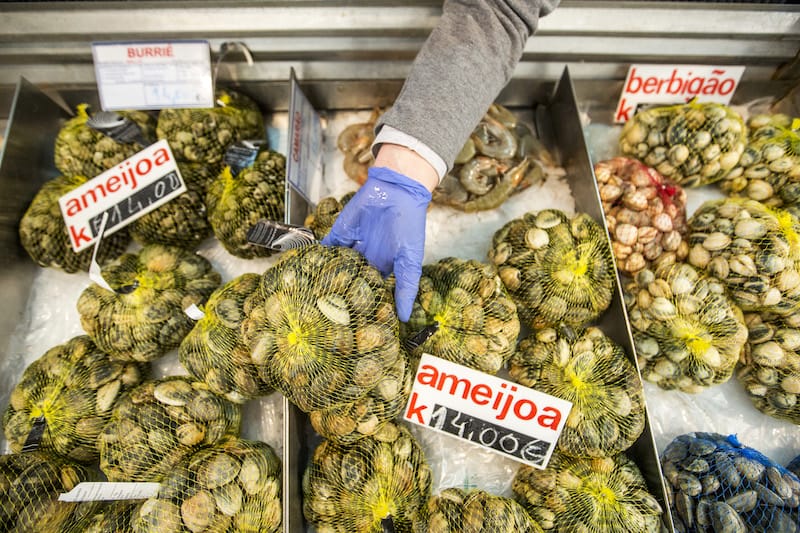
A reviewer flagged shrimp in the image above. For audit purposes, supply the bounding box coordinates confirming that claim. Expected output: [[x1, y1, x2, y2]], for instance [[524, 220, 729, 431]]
[[471, 114, 518, 160], [337, 108, 382, 184], [488, 103, 518, 129], [462, 157, 531, 213], [459, 156, 507, 195]]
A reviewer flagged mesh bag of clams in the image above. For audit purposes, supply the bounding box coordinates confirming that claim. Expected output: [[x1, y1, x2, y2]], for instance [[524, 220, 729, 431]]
[[512, 451, 663, 533], [240, 243, 401, 413], [54, 103, 156, 179], [98, 376, 242, 482], [129, 161, 219, 248], [427, 487, 544, 533], [206, 149, 286, 258], [77, 244, 221, 362], [686, 197, 800, 316], [594, 156, 689, 275], [434, 104, 560, 213], [488, 209, 616, 329], [623, 263, 748, 393], [402, 257, 520, 375], [302, 421, 431, 533], [63, 501, 138, 533], [619, 100, 746, 187], [129, 436, 282, 533], [2, 335, 147, 463], [721, 114, 800, 215], [738, 312, 800, 425], [661, 432, 800, 533], [304, 192, 355, 240], [0, 451, 97, 532], [179, 273, 272, 403], [19, 174, 130, 273], [308, 344, 413, 445], [156, 89, 265, 164], [509, 326, 646, 458]]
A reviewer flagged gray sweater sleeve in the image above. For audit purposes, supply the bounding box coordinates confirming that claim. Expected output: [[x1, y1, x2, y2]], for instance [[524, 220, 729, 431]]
[[376, 0, 559, 172]]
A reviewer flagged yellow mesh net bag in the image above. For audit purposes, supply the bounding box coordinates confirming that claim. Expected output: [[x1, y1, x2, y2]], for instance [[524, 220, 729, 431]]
[[512, 452, 663, 533], [129, 161, 219, 248], [179, 273, 272, 403], [302, 421, 431, 533], [54, 104, 156, 179], [594, 156, 689, 275], [2, 335, 148, 463], [98, 376, 242, 482], [304, 192, 355, 240], [77, 243, 222, 362], [738, 312, 800, 425], [721, 115, 800, 215], [19, 174, 130, 273], [623, 263, 748, 393], [619, 101, 746, 187], [129, 436, 282, 533], [427, 487, 544, 533], [402, 257, 520, 374], [0, 451, 97, 532], [488, 209, 616, 329], [509, 326, 645, 458], [64, 501, 138, 533], [156, 89, 264, 164], [206, 149, 286, 258], [308, 349, 413, 445], [685, 197, 800, 316], [661, 432, 800, 532], [240, 243, 401, 413]]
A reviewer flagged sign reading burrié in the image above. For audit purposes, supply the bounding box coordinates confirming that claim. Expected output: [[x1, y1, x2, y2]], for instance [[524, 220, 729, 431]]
[[404, 354, 572, 469], [59, 139, 186, 253], [614, 65, 745, 123], [92, 40, 213, 110]]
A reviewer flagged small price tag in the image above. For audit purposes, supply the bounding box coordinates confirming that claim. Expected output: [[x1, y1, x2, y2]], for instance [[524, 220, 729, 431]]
[[614, 64, 744, 123], [224, 140, 265, 175], [92, 40, 214, 110], [404, 354, 571, 469], [58, 139, 186, 253], [286, 68, 323, 203], [59, 482, 160, 502]]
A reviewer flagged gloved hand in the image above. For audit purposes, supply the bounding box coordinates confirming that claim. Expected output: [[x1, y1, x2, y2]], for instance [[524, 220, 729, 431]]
[[321, 166, 431, 322]]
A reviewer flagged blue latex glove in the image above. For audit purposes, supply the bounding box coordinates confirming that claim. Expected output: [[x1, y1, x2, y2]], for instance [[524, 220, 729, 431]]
[[321, 166, 431, 322]]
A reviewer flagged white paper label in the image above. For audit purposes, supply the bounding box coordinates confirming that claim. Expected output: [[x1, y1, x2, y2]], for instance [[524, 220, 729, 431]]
[[184, 303, 205, 320], [59, 482, 160, 502], [614, 64, 745, 123], [404, 354, 572, 469], [92, 40, 213, 110], [58, 139, 186, 253], [286, 69, 324, 203]]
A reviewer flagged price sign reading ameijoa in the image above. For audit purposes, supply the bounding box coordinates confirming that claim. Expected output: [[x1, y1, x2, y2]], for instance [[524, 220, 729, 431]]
[[404, 354, 572, 469]]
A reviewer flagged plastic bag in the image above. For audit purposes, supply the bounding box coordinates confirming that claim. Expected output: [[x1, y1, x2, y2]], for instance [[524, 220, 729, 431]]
[[509, 326, 646, 458], [2, 335, 147, 462], [661, 432, 800, 532], [623, 262, 747, 393], [488, 209, 616, 329], [403, 257, 520, 374], [19, 174, 130, 273], [77, 244, 222, 362], [156, 89, 264, 164], [619, 101, 746, 187], [302, 421, 431, 533]]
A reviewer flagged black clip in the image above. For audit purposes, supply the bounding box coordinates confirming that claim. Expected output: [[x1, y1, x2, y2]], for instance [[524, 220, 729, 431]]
[[403, 322, 439, 353], [247, 220, 316, 252]]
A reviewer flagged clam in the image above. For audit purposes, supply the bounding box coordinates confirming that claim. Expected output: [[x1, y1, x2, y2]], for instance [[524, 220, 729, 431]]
[[206, 149, 286, 258], [304, 192, 355, 240], [489, 209, 615, 329], [2, 335, 147, 463], [510, 326, 646, 458], [78, 244, 221, 362], [427, 487, 544, 532], [303, 421, 430, 532]]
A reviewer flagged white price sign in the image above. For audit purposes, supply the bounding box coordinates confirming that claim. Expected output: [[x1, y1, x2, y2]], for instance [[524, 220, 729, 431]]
[[404, 354, 572, 469], [92, 40, 214, 110], [614, 64, 745, 123], [58, 139, 186, 253], [286, 68, 324, 203]]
